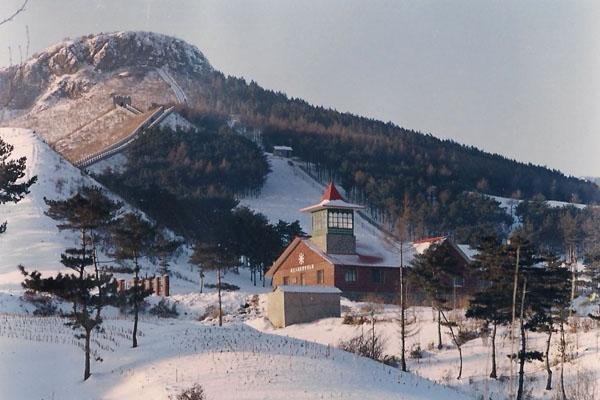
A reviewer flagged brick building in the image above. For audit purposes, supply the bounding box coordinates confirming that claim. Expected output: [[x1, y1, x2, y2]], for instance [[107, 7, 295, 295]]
[[266, 183, 477, 300]]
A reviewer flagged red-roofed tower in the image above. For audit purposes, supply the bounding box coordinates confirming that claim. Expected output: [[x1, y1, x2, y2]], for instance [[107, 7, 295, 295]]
[[300, 182, 364, 255]]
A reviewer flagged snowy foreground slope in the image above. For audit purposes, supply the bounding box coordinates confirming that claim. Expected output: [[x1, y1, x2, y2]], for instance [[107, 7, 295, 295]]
[[0, 315, 469, 400], [0, 128, 470, 399]]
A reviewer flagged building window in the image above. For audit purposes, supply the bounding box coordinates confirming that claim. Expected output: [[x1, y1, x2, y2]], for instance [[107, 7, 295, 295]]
[[328, 210, 353, 230], [344, 268, 357, 283], [300, 273, 306, 286], [316, 270, 324, 284], [283, 276, 289, 285], [371, 269, 383, 284]]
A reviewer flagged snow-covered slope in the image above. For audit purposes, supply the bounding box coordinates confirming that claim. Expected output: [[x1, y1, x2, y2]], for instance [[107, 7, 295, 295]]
[[0, 314, 470, 400], [0, 128, 96, 288]]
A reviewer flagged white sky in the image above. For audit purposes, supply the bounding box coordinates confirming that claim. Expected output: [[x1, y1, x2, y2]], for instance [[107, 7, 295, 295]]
[[1, 0, 599, 177]]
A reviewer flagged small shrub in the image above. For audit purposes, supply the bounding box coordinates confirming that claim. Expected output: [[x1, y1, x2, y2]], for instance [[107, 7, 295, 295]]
[[204, 282, 239, 291], [149, 299, 179, 318], [339, 332, 386, 361], [342, 314, 367, 325], [176, 384, 205, 400], [409, 344, 424, 359], [199, 304, 220, 321], [457, 327, 479, 345]]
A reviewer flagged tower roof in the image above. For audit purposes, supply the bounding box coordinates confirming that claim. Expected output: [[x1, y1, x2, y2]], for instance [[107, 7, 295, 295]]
[[321, 182, 343, 201], [300, 182, 364, 213]]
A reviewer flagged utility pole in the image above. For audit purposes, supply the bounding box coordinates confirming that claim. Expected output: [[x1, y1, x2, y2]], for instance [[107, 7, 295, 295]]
[[509, 240, 521, 400]]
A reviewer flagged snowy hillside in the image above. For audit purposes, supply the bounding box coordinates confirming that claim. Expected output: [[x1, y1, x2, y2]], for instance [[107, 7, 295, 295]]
[[0, 314, 470, 400], [0, 128, 98, 288], [248, 301, 600, 400]]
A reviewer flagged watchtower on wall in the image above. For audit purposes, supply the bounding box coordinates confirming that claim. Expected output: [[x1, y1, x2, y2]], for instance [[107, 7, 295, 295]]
[[112, 95, 132, 107]]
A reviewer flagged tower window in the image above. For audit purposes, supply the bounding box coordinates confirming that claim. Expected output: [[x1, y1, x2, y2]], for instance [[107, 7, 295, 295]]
[[328, 210, 353, 229]]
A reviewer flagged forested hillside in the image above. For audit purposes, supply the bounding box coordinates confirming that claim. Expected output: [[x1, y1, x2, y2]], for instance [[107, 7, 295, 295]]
[[179, 72, 599, 241]]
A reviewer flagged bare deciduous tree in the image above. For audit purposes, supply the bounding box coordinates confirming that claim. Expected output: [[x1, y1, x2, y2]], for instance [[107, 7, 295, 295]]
[[0, 0, 29, 27]]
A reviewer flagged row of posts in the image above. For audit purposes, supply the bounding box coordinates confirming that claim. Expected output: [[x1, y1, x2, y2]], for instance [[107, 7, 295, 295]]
[[116, 275, 170, 297]]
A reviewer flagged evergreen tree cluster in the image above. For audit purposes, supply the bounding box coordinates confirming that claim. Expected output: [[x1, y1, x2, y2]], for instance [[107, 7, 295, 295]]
[[410, 232, 574, 398]]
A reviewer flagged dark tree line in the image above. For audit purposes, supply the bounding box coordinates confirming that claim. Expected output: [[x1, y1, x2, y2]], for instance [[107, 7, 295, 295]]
[[96, 124, 304, 287]]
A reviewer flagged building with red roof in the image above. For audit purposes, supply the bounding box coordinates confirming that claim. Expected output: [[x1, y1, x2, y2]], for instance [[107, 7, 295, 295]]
[[266, 182, 478, 299]]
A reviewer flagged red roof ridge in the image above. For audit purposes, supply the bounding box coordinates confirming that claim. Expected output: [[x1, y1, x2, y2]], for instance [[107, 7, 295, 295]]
[[321, 181, 344, 201], [413, 236, 446, 244]]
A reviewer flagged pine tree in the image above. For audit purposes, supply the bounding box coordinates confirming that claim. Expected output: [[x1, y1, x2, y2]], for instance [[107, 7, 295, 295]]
[[45, 187, 121, 318], [466, 235, 512, 379], [190, 240, 238, 326], [526, 254, 571, 392], [0, 138, 37, 234], [111, 213, 157, 348], [503, 234, 544, 400], [410, 240, 464, 378], [154, 232, 182, 276], [582, 248, 600, 320]]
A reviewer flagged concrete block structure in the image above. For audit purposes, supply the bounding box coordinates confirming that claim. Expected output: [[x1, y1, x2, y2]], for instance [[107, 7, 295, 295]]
[[267, 285, 341, 328]]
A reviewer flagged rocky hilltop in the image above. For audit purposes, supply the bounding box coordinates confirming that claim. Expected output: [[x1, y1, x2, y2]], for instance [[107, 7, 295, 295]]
[[0, 31, 212, 161], [0, 31, 211, 110]]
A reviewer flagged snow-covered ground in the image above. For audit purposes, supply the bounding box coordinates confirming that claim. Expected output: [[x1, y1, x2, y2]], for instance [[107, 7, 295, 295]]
[[0, 128, 93, 289], [2, 128, 598, 400], [0, 128, 472, 399], [248, 300, 600, 400]]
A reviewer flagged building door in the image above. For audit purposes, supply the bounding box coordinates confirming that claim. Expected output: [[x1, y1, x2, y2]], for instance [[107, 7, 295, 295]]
[[300, 273, 306, 286]]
